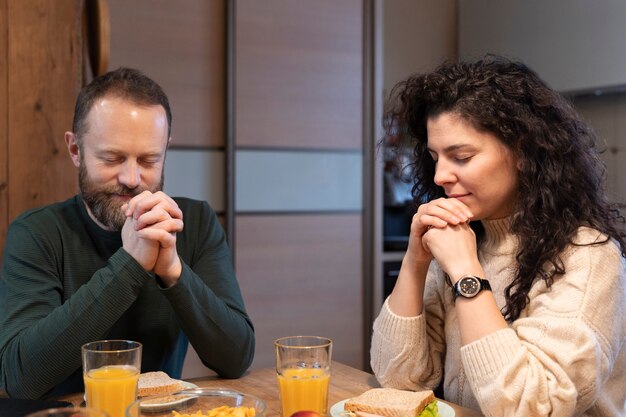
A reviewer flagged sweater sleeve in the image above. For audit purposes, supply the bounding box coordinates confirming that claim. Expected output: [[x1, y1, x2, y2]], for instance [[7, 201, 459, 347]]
[[370, 266, 446, 390], [460, 238, 626, 417], [0, 219, 152, 399], [157, 201, 254, 378]]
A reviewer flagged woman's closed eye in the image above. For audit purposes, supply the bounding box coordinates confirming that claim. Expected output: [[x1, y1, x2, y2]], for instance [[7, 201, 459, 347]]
[[454, 154, 473, 162]]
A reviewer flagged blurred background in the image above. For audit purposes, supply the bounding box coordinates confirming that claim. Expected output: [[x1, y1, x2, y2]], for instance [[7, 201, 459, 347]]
[[1, 0, 625, 378]]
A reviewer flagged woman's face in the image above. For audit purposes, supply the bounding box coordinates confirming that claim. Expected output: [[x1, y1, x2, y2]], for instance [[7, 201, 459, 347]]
[[426, 112, 519, 220]]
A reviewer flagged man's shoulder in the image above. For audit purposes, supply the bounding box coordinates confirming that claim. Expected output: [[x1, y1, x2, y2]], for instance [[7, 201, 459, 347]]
[[6, 196, 83, 247], [172, 197, 216, 215], [172, 196, 205, 207], [171, 197, 222, 237], [12, 195, 80, 226]]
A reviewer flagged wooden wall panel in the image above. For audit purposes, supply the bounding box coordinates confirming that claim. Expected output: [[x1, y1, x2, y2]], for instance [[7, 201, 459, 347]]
[[0, 0, 7, 259], [235, 0, 363, 149], [108, 0, 225, 148], [6, 0, 80, 225], [235, 214, 363, 369]]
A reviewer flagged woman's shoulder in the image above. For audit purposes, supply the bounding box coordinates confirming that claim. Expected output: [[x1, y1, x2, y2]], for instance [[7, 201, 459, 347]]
[[562, 226, 623, 266], [527, 225, 625, 317], [571, 225, 612, 245]]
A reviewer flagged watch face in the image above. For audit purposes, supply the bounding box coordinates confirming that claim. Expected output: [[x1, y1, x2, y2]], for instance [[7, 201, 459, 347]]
[[458, 276, 480, 297]]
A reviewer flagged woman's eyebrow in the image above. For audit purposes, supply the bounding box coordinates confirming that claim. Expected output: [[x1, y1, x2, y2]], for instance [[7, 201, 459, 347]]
[[427, 143, 473, 153]]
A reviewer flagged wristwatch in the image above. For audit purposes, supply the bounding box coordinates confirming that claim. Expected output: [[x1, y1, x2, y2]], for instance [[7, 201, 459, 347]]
[[453, 275, 492, 301]]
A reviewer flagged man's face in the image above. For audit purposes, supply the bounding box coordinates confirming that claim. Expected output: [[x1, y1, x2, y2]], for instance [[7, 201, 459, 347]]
[[76, 96, 169, 230]]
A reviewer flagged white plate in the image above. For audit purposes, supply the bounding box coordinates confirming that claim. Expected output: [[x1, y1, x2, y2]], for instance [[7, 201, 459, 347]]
[[83, 381, 199, 409], [139, 381, 199, 411], [330, 398, 454, 417]]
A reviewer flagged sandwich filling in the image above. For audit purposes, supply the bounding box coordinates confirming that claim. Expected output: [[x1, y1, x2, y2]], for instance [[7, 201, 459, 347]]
[[418, 401, 439, 417]]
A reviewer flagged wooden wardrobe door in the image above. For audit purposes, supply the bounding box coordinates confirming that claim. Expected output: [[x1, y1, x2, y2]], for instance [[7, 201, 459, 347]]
[[1, 0, 81, 261]]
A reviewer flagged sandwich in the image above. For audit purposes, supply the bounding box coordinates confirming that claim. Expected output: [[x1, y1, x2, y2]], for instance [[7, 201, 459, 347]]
[[344, 388, 439, 417], [137, 371, 184, 397]]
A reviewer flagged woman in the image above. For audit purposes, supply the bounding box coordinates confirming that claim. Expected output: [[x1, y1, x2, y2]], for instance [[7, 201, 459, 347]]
[[371, 56, 626, 417]]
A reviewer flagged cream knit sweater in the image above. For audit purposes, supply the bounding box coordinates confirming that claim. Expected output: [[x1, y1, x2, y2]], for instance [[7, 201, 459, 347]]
[[371, 218, 626, 417]]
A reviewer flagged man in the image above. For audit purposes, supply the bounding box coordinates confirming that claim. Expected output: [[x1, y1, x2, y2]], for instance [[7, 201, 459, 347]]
[[0, 68, 255, 399]]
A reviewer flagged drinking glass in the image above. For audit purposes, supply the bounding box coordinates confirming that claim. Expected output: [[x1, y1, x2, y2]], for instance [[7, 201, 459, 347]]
[[82, 340, 142, 417], [25, 407, 109, 417], [275, 336, 333, 417]]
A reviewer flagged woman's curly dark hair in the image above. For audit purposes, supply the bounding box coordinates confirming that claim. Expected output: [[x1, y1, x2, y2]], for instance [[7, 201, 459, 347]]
[[384, 55, 626, 321]]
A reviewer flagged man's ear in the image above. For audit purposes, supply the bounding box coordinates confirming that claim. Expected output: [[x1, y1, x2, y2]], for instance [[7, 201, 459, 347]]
[[65, 131, 81, 168]]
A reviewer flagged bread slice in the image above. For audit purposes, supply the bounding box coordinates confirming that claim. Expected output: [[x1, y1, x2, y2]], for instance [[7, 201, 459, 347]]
[[137, 371, 184, 397], [344, 388, 435, 417]]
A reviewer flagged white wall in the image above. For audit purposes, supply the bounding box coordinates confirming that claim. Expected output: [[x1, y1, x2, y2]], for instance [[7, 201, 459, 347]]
[[573, 95, 626, 206], [383, 0, 457, 95], [459, 0, 626, 94]]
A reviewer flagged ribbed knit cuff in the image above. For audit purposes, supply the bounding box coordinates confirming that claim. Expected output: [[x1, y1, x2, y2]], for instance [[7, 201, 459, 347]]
[[110, 249, 154, 290], [374, 298, 425, 346], [460, 328, 523, 383], [159, 260, 191, 297]]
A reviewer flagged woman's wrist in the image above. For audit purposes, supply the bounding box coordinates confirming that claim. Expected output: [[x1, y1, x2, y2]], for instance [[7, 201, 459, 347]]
[[447, 261, 484, 284], [402, 252, 431, 276]]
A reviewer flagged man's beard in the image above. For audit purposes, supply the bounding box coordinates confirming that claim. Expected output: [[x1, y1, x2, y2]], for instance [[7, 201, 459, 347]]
[[78, 164, 164, 231]]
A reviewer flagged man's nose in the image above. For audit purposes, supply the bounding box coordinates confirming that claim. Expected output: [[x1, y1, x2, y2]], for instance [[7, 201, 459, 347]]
[[118, 160, 141, 189]]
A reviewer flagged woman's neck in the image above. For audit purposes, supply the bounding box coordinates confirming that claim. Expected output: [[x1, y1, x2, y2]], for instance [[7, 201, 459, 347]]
[[481, 217, 517, 255]]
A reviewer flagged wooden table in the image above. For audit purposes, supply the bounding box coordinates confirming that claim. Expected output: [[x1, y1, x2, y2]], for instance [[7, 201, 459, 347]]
[[59, 362, 483, 417]]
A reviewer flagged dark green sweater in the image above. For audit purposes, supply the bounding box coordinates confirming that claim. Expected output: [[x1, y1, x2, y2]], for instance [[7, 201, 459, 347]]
[[0, 195, 254, 399]]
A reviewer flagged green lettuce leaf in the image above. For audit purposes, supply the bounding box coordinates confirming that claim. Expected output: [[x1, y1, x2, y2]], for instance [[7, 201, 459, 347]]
[[417, 401, 440, 417]]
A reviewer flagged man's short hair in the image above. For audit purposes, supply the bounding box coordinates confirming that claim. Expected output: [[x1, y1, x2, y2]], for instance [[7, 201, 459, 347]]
[[72, 67, 172, 143]]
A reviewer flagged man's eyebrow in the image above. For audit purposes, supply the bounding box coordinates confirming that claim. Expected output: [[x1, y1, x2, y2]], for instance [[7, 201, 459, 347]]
[[95, 149, 163, 157], [140, 152, 165, 159], [95, 149, 122, 155]]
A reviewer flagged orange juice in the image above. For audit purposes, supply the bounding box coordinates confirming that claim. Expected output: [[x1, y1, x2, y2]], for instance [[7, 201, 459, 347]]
[[277, 367, 330, 417], [84, 365, 139, 417]]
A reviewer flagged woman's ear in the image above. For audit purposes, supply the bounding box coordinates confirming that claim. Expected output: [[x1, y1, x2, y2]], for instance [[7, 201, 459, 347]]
[[513, 148, 524, 171], [65, 131, 81, 167]]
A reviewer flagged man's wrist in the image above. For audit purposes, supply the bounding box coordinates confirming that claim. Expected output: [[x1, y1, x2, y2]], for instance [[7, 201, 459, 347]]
[[155, 257, 182, 288]]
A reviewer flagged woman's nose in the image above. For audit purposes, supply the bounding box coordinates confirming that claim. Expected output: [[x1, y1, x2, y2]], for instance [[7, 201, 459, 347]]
[[433, 160, 455, 186]]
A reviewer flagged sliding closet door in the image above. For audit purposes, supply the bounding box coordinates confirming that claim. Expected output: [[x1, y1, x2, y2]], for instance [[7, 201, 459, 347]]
[[233, 0, 365, 369], [107, 0, 227, 377]]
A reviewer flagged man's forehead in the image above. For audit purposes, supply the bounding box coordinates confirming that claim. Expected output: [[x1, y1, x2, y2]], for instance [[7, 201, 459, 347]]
[[82, 96, 168, 136], [88, 95, 166, 117]]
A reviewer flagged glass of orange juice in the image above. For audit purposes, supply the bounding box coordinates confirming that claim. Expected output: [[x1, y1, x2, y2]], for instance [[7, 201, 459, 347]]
[[82, 340, 142, 417], [275, 336, 333, 417]]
